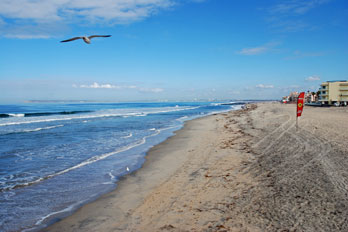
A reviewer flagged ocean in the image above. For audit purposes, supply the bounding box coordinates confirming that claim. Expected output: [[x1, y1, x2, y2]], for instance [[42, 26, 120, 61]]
[[0, 102, 243, 231]]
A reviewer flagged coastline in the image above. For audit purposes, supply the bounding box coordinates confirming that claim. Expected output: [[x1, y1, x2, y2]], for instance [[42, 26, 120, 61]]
[[43, 102, 348, 231], [1, 102, 237, 232], [43, 107, 244, 232]]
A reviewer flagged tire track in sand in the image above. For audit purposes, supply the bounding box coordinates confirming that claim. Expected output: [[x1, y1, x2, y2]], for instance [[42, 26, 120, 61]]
[[253, 107, 348, 196]]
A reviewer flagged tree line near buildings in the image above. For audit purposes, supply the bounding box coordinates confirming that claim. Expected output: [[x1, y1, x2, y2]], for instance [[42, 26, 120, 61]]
[[282, 91, 319, 104]]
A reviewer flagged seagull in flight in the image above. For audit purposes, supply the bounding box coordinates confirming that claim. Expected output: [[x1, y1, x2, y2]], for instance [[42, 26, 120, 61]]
[[60, 35, 111, 44]]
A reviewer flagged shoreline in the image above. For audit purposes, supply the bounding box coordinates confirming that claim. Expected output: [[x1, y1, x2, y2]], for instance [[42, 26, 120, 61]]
[[42, 108, 242, 232], [43, 102, 348, 231], [0, 103, 239, 232]]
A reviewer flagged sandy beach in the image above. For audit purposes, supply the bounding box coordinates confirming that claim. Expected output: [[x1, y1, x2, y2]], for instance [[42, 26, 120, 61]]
[[44, 102, 348, 232]]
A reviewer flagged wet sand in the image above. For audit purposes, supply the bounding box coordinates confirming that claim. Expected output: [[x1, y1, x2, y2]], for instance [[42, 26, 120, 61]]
[[44, 102, 348, 231]]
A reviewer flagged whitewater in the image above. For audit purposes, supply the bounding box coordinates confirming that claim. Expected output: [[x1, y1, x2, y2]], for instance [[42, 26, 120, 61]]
[[0, 102, 243, 231]]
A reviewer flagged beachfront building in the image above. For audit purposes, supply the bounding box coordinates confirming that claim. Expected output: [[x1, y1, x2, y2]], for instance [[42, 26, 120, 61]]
[[305, 91, 318, 103], [319, 80, 348, 106], [289, 91, 299, 102], [281, 92, 298, 103], [282, 91, 316, 104]]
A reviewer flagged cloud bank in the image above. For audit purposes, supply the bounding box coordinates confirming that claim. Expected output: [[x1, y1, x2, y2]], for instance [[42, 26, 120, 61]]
[[0, 0, 175, 38], [305, 76, 320, 81], [237, 42, 279, 56], [75, 82, 164, 93], [77, 82, 137, 89], [256, 84, 274, 89]]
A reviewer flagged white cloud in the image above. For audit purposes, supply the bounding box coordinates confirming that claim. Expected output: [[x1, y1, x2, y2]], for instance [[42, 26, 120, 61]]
[[270, 0, 331, 15], [256, 84, 274, 89], [138, 87, 164, 93], [238, 46, 268, 56], [0, 0, 176, 38], [75, 82, 163, 93], [0, 0, 174, 22], [237, 42, 279, 56], [266, 0, 332, 33], [2, 22, 68, 39], [305, 76, 320, 81], [77, 82, 137, 89]]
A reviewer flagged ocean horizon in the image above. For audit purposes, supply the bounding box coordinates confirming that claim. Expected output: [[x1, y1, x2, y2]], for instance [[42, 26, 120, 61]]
[[0, 101, 244, 232]]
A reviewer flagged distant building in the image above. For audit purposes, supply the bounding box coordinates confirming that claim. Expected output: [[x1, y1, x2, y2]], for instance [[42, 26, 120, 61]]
[[282, 91, 302, 103], [282, 95, 290, 103], [305, 91, 318, 103], [319, 80, 348, 106], [289, 91, 299, 102]]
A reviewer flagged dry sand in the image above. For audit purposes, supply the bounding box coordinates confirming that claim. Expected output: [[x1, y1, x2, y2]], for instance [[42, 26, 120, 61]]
[[44, 102, 348, 232]]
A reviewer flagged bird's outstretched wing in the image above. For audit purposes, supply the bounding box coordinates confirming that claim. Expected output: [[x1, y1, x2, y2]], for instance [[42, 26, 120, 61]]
[[60, 37, 83, 43], [88, 35, 112, 39]]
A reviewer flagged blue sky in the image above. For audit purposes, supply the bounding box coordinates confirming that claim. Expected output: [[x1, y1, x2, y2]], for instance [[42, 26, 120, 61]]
[[0, 0, 347, 103]]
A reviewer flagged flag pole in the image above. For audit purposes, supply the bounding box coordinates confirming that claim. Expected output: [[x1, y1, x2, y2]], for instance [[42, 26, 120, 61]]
[[296, 96, 298, 131], [296, 114, 298, 131]]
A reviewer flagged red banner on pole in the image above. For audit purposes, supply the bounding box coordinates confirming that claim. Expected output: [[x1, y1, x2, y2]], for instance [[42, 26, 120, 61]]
[[297, 92, 305, 117]]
